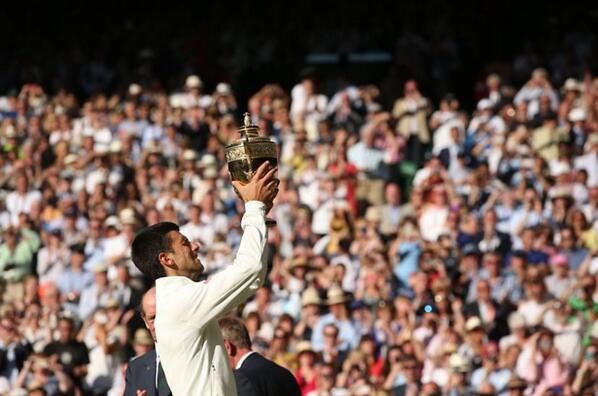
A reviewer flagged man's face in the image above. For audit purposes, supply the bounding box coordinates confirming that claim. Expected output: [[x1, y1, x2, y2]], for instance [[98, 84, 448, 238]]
[[317, 366, 335, 391], [142, 290, 157, 341], [58, 319, 74, 342], [165, 231, 203, 276]]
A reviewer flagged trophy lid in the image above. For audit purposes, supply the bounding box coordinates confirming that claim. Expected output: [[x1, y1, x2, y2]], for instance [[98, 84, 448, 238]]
[[238, 112, 260, 140]]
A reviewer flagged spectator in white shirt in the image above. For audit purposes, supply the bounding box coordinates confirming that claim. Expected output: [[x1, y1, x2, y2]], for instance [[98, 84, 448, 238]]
[[5, 173, 42, 226]]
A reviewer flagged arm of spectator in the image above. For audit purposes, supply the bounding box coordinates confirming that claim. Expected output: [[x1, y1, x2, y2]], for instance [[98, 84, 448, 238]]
[[14, 356, 33, 389], [571, 360, 594, 395], [21, 227, 41, 252], [51, 359, 75, 394], [382, 362, 402, 391], [517, 337, 540, 383], [577, 252, 593, 277]]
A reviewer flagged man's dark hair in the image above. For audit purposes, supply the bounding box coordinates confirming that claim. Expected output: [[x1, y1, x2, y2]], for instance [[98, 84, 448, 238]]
[[218, 317, 252, 349], [131, 222, 179, 280]]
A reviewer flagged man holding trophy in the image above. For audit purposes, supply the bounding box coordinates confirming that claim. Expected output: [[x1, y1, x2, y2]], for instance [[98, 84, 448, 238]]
[[131, 114, 279, 395]]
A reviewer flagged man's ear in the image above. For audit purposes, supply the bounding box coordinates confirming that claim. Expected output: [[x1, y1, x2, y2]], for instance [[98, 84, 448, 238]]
[[224, 339, 236, 357], [158, 252, 175, 269]]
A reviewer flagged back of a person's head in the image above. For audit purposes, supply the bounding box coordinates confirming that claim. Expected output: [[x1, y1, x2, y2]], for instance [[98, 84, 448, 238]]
[[131, 221, 179, 280], [218, 316, 252, 350]]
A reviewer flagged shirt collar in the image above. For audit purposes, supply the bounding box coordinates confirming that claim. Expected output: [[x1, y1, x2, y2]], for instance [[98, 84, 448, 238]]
[[235, 351, 255, 370]]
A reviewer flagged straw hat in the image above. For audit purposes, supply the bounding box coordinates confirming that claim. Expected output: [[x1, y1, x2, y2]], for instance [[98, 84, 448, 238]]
[[449, 353, 471, 373], [288, 256, 310, 273], [119, 208, 137, 225], [301, 288, 321, 307], [506, 375, 527, 390], [465, 316, 483, 332], [91, 261, 108, 274], [133, 328, 153, 346], [185, 75, 203, 89], [295, 340, 315, 355], [326, 285, 349, 305]]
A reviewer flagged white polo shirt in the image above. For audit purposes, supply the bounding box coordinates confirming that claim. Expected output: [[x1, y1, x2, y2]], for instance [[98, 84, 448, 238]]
[[155, 201, 268, 396]]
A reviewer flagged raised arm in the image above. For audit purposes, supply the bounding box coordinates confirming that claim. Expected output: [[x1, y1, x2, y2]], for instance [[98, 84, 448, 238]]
[[168, 163, 279, 327]]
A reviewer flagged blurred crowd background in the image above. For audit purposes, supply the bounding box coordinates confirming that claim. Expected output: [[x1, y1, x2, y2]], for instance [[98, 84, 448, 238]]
[[1, 1, 598, 396]]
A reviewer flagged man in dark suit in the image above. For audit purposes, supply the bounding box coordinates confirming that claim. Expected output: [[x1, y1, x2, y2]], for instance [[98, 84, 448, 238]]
[[219, 317, 301, 396], [124, 287, 171, 396]]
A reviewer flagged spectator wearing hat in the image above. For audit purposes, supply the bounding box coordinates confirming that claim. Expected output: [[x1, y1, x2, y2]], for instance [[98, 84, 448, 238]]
[[311, 286, 358, 352], [459, 316, 487, 370], [545, 254, 575, 299], [212, 82, 237, 117], [294, 341, 318, 395], [131, 328, 153, 358], [500, 312, 528, 351], [179, 149, 201, 193], [181, 74, 213, 110], [444, 352, 473, 396], [558, 78, 583, 123], [504, 375, 528, 396], [293, 287, 322, 341], [219, 316, 301, 396]]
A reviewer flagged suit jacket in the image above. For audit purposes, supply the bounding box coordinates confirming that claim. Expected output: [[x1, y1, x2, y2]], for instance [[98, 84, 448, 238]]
[[124, 349, 171, 396], [234, 352, 301, 396]]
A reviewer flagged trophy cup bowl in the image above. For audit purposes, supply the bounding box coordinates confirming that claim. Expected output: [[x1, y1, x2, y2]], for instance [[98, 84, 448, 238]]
[[225, 113, 278, 226]]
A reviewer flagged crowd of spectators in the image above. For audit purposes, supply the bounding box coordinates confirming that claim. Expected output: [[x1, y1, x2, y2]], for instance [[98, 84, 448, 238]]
[[0, 56, 597, 396]]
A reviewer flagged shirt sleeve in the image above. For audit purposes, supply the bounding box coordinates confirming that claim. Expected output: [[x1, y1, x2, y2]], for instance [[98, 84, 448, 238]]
[[179, 201, 268, 328]]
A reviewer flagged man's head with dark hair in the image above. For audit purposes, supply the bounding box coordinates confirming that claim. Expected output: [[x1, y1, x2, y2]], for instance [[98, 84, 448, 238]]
[[131, 221, 203, 281]]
